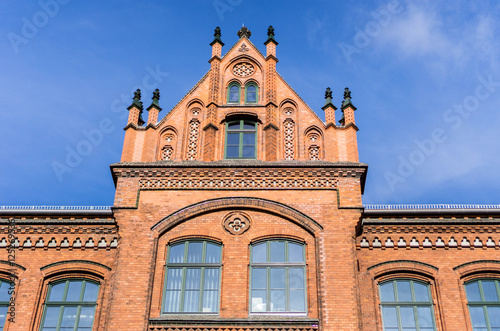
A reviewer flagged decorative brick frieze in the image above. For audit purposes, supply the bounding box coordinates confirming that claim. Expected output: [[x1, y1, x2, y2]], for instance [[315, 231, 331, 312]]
[[0, 235, 118, 250], [149, 326, 318, 331], [358, 235, 499, 250]]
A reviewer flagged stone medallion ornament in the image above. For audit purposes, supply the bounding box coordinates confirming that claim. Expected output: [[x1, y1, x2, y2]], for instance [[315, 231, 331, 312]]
[[223, 212, 251, 235]]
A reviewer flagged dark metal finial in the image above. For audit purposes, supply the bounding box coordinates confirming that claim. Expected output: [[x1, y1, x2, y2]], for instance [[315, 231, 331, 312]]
[[152, 89, 160, 101], [214, 26, 221, 38], [134, 89, 141, 101], [237, 26, 251, 39], [267, 25, 275, 37], [325, 87, 333, 99], [343, 87, 351, 100]]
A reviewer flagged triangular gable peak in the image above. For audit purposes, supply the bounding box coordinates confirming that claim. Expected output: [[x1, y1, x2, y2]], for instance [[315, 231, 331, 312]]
[[120, 26, 360, 164]]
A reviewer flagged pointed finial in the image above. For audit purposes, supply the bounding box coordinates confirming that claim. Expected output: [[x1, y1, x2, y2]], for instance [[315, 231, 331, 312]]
[[341, 87, 356, 110], [237, 26, 252, 39], [210, 26, 224, 46], [264, 25, 278, 45], [325, 87, 332, 100], [128, 89, 143, 110], [134, 89, 141, 101], [147, 88, 162, 111]]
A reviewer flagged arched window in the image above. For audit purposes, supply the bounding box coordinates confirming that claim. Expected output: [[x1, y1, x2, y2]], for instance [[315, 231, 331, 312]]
[[163, 240, 222, 313], [228, 83, 240, 104], [465, 279, 500, 331], [40, 279, 99, 330], [0, 280, 12, 330], [225, 119, 257, 159], [245, 83, 258, 103], [250, 240, 306, 313], [379, 279, 436, 331]]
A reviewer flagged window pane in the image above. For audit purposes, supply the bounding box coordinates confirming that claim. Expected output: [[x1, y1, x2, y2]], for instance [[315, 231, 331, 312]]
[[242, 133, 255, 145], [228, 121, 240, 129], [226, 146, 239, 158], [185, 269, 201, 289], [289, 268, 304, 289], [78, 306, 96, 328], [271, 290, 286, 311], [252, 243, 267, 263], [203, 290, 218, 312], [204, 268, 219, 290], [83, 282, 99, 302], [397, 280, 412, 302], [466, 282, 482, 302], [251, 268, 267, 289], [380, 282, 395, 302], [482, 281, 499, 302], [60, 306, 78, 328], [251, 290, 267, 312], [382, 306, 398, 328], [243, 121, 255, 129], [290, 289, 305, 311], [205, 243, 221, 263], [288, 242, 304, 263], [49, 282, 66, 302], [270, 241, 285, 262], [469, 306, 487, 328], [242, 145, 255, 158], [43, 306, 62, 327], [169, 243, 185, 263], [227, 133, 239, 145], [66, 281, 83, 301], [246, 86, 257, 102], [413, 282, 430, 302], [270, 268, 285, 290], [488, 306, 500, 327], [0, 282, 10, 302], [166, 268, 183, 289], [400, 306, 416, 328], [183, 290, 200, 312], [187, 242, 203, 263], [0, 306, 6, 328], [229, 86, 239, 102], [417, 306, 434, 328], [164, 290, 180, 312]]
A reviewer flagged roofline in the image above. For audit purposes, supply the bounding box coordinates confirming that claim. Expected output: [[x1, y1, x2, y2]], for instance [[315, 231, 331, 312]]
[[363, 204, 500, 217], [0, 206, 113, 217]]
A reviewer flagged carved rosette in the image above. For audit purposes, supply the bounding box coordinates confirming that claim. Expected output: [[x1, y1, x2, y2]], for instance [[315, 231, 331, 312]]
[[223, 212, 251, 235]]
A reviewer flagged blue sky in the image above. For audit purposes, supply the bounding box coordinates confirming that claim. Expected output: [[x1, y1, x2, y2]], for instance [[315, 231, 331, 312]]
[[1, 0, 499, 206]]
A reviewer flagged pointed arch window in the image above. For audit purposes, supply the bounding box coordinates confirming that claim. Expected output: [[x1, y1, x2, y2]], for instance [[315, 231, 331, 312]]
[[245, 82, 258, 103], [228, 83, 240, 104]]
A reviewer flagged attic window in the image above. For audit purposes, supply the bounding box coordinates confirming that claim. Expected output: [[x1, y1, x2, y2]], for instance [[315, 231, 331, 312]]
[[228, 83, 240, 104], [225, 120, 257, 159]]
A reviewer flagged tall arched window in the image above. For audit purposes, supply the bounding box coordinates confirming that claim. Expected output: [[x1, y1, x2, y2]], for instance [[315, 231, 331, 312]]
[[0, 280, 12, 330], [163, 240, 222, 313], [465, 279, 500, 331], [250, 240, 306, 313], [40, 279, 99, 330], [245, 83, 258, 103], [228, 83, 240, 104], [225, 119, 257, 159], [379, 279, 436, 331]]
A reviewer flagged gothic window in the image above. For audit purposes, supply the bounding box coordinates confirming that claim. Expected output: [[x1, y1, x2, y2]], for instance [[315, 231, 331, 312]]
[[187, 120, 200, 160], [465, 279, 500, 331], [250, 240, 306, 313], [163, 240, 222, 313], [40, 279, 99, 330], [284, 119, 295, 160], [228, 82, 240, 104], [225, 120, 257, 159], [245, 83, 258, 103], [0, 280, 12, 330], [379, 279, 436, 331]]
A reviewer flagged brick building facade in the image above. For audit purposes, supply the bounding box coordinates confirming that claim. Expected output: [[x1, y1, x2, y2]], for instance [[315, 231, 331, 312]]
[[1, 26, 499, 330]]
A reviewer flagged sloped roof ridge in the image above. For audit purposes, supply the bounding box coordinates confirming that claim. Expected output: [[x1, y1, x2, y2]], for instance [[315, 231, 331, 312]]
[[156, 70, 210, 127], [275, 72, 324, 125]]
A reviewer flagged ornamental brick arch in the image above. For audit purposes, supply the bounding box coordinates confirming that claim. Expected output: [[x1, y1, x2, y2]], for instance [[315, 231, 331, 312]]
[[150, 197, 323, 236]]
